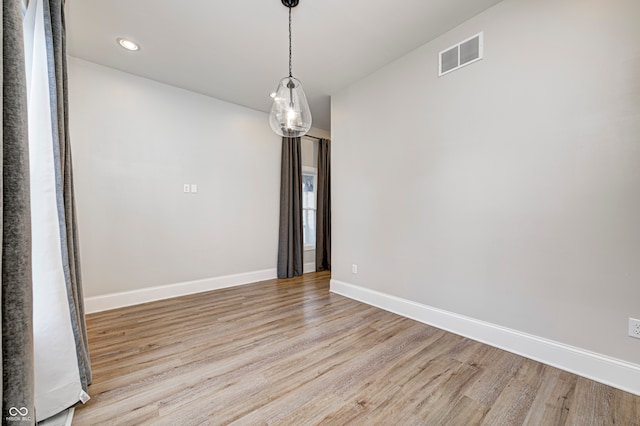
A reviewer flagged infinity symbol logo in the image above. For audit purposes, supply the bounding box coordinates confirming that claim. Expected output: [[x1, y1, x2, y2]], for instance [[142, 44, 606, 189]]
[[8, 407, 28, 416]]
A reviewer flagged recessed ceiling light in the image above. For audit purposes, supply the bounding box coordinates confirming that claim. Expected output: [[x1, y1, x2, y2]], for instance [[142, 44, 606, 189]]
[[117, 38, 139, 51]]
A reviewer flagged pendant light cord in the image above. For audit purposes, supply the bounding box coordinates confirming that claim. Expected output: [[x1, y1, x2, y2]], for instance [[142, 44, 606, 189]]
[[288, 6, 293, 78]]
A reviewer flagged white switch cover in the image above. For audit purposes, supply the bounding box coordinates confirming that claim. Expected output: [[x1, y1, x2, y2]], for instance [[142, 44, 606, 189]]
[[191, 184, 198, 193], [352, 264, 358, 274], [183, 184, 190, 193]]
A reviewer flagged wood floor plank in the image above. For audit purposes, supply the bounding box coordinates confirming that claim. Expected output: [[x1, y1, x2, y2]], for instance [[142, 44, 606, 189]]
[[523, 367, 576, 425], [73, 272, 640, 425], [565, 378, 640, 426], [480, 377, 537, 425]]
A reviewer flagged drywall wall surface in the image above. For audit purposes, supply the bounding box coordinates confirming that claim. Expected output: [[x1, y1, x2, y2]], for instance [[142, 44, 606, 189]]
[[68, 58, 281, 297], [301, 137, 315, 169], [332, 0, 640, 363]]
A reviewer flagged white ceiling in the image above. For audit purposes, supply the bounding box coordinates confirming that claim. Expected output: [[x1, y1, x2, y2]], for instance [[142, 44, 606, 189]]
[[66, 0, 503, 131]]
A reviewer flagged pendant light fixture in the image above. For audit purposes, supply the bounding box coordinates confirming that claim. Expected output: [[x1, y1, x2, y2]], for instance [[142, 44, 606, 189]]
[[269, 0, 312, 137]]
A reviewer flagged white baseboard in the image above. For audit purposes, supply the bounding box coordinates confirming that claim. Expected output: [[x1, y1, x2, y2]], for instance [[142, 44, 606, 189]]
[[330, 279, 640, 396], [303, 262, 316, 274], [85, 268, 277, 313]]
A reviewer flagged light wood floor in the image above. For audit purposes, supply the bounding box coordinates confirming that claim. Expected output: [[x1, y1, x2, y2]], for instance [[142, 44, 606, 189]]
[[73, 272, 639, 425]]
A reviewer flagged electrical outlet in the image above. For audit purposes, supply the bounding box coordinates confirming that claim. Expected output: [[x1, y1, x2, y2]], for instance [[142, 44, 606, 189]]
[[629, 318, 640, 339], [351, 264, 358, 274], [183, 184, 190, 193]]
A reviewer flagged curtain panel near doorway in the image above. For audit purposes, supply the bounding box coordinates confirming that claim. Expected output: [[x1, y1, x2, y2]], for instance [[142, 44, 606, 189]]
[[277, 137, 304, 278], [46, 0, 92, 393], [23, 0, 91, 420], [2, 0, 36, 422], [315, 138, 331, 271]]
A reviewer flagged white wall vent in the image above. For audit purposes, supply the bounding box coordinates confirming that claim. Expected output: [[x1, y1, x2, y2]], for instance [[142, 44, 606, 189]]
[[439, 32, 483, 76]]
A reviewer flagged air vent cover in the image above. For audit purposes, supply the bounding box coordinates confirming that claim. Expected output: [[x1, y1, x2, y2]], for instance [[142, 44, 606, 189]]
[[439, 32, 483, 76]]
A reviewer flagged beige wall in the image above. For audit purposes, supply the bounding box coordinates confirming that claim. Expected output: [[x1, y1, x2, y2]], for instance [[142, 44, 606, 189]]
[[69, 58, 282, 297], [331, 0, 640, 364]]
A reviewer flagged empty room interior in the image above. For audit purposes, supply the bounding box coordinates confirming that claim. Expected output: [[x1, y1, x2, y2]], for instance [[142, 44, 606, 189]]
[[4, 0, 640, 424]]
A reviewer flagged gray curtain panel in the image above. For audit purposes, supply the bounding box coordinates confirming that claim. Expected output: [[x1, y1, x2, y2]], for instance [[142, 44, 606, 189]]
[[315, 139, 331, 272], [43, 0, 91, 391], [277, 137, 304, 278], [2, 0, 36, 422]]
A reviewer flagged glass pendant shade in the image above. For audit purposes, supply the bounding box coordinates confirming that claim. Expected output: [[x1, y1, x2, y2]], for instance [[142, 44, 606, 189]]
[[269, 76, 312, 137]]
